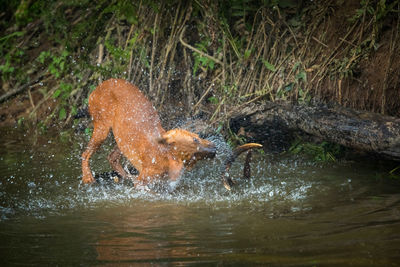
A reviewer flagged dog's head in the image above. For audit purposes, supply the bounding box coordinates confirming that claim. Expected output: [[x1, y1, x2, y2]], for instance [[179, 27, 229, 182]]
[[158, 129, 216, 168]]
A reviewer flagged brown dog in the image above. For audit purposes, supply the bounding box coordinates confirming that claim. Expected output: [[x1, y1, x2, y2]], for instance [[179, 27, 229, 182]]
[[81, 78, 262, 188], [81, 79, 217, 187]]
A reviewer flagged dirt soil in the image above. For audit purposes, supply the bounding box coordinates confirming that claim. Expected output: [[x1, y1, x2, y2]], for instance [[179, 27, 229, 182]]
[[312, 0, 400, 117], [0, 89, 57, 127]]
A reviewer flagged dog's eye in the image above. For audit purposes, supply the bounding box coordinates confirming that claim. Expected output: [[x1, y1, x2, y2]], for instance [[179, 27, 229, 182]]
[[193, 138, 200, 144]]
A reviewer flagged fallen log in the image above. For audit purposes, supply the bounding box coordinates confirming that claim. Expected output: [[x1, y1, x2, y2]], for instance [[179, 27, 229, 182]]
[[229, 102, 400, 160]]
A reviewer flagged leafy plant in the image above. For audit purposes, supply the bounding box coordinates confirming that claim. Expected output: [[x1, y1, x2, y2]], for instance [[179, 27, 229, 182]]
[[262, 59, 276, 72], [0, 31, 26, 82], [52, 82, 77, 121], [0, 31, 25, 53], [84, 127, 93, 138], [298, 88, 311, 104], [289, 138, 341, 162], [38, 50, 70, 78], [103, 0, 138, 25], [208, 96, 219, 104], [0, 55, 16, 82], [105, 39, 130, 62], [193, 38, 219, 75]]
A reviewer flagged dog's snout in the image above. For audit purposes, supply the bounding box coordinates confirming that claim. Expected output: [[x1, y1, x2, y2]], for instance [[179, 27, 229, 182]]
[[203, 143, 217, 155]]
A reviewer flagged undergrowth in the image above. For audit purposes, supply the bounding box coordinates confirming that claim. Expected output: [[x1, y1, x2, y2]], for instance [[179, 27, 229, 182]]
[[289, 138, 342, 162], [0, 0, 399, 133]]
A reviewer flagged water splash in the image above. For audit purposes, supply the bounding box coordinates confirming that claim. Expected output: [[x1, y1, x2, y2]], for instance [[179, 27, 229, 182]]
[[1, 153, 322, 221], [0, 128, 365, 221]]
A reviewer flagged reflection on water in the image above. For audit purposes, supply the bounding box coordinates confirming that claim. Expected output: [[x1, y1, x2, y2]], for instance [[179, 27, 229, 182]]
[[0, 127, 400, 265]]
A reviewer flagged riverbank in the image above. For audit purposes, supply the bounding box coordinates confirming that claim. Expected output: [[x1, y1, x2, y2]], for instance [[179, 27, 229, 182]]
[[1, 0, 399, 159]]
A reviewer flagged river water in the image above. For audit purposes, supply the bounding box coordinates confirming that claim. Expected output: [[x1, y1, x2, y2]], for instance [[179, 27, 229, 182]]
[[1, 127, 400, 266]]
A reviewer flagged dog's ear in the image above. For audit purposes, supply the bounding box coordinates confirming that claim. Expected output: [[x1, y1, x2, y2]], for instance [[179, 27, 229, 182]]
[[157, 129, 180, 145], [156, 137, 169, 145], [156, 131, 174, 145]]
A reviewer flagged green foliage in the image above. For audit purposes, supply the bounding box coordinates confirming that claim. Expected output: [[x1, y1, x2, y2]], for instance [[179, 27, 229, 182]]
[[208, 96, 219, 104], [105, 40, 129, 62], [298, 88, 311, 104], [15, 0, 32, 25], [84, 127, 93, 139], [0, 56, 15, 81], [1, 0, 397, 134], [37, 121, 48, 134], [193, 38, 219, 75], [262, 59, 276, 72], [289, 138, 342, 162], [343, 0, 400, 78], [58, 129, 74, 143], [103, 0, 138, 25], [38, 50, 70, 78], [14, 0, 116, 52], [351, 0, 374, 21], [219, 0, 298, 24], [350, 0, 398, 23], [292, 61, 306, 82], [104, 39, 130, 75], [58, 107, 67, 120], [243, 49, 252, 60], [389, 165, 400, 179], [0, 49, 26, 82], [276, 62, 308, 100], [53, 82, 73, 100], [0, 31, 26, 82], [0, 31, 25, 45], [52, 82, 77, 122], [228, 128, 248, 146], [17, 116, 25, 127]]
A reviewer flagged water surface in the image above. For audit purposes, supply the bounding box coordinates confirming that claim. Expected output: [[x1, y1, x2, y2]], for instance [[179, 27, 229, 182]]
[[1, 127, 400, 266]]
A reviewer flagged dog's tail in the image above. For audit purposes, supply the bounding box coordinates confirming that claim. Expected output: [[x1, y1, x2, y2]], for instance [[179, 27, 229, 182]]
[[222, 143, 263, 190], [74, 107, 90, 119]]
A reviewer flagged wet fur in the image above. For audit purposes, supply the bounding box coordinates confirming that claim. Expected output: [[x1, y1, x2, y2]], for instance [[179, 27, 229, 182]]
[[81, 79, 216, 187]]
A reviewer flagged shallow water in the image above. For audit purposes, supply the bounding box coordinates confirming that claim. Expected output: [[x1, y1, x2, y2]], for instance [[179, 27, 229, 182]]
[[1, 127, 400, 266]]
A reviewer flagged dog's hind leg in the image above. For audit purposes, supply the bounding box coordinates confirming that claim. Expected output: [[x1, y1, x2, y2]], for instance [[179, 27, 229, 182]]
[[107, 145, 133, 179]]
